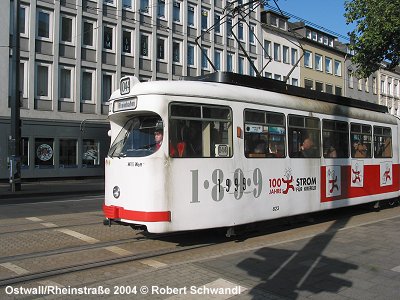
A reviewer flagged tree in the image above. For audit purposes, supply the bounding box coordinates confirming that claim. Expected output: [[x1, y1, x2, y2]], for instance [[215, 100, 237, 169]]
[[344, 0, 400, 77]]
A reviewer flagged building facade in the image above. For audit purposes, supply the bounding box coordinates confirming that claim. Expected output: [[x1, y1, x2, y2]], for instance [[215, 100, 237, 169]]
[[261, 10, 301, 86], [1, 0, 262, 179], [293, 24, 345, 96], [377, 65, 400, 115]]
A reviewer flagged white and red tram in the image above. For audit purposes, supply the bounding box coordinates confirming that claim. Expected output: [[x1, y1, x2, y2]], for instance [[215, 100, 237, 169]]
[[103, 72, 399, 233]]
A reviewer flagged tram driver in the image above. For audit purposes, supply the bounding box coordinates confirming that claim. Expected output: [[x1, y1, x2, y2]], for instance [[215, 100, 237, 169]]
[[153, 127, 163, 151]]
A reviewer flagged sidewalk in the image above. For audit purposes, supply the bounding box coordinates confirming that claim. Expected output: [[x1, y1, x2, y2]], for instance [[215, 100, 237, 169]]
[[0, 177, 104, 203]]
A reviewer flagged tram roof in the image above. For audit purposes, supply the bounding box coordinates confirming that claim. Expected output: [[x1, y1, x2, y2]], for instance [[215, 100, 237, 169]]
[[185, 72, 388, 114]]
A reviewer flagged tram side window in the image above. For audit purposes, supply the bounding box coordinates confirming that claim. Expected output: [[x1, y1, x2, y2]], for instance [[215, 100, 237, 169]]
[[322, 120, 349, 158], [373, 126, 392, 158], [350, 123, 372, 158], [244, 109, 285, 158], [169, 103, 232, 158], [288, 115, 321, 158]]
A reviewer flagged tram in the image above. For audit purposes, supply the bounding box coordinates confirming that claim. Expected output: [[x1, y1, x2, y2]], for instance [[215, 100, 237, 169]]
[[103, 72, 399, 233]]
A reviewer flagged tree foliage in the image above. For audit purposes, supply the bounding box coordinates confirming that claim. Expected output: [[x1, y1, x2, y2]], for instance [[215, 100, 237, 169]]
[[344, 0, 400, 77]]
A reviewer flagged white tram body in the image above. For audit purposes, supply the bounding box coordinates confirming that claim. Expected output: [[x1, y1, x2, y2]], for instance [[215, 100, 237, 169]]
[[103, 73, 399, 233]]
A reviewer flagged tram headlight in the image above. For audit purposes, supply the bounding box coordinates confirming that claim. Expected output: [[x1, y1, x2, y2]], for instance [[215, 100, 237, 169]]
[[113, 186, 120, 199]]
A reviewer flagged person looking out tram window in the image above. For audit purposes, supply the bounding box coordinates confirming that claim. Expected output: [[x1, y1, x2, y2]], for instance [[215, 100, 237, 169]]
[[153, 128, 163, 151]]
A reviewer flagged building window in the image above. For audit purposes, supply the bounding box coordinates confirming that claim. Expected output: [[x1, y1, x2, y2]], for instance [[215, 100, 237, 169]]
[[227, 18, 233, 37], [315, 81, 323, 92], [102, 73, 113, 102], [335, 86, 342, 96], [214, 15, 221, 34], [36, 63, 51, 98], [265, 72, 272, 78], [214, 50, 221, 71], [173, 42, 181, 63], [188, 44, 195, 66], [83, 21, 94, 47], [273, 43, 281, 61], [122, 0, 133, 9], [373, 77, 377, 94], [158, 0, 165, 18], [59, 66, 73, 101], [201, 48, 209, 69], [315, 54, 322, 71], [19, 61, 28, 98], [83, 139, 100, 166], [274, 74, 281, 81], [104, 0, 116, 5], [201, 9, 209, 30], [157, 38, 166, 60], [325, 57, 332, 74], [19, 5, 29, 37], [227, 53, 233, 72], [292, 78, 298, 86], [37, 10, 52, 40], [238, 23, 244, 40], [173, 2, 181, 22], [122, 30, 132, 54], [187, 5, 195, 26], [82, 70, 95, 102], [249, 24, 255, 44], [59, 139, 77, 168], [283, 46, 289, 64], [140, 0, 150, 13], [238, 57, 244, 74], [140, 34, 149, 57], [381, 79, 386, 94], [334, 60, 342, 76], [304, 51, 312, 68], [326, 84, 333, 94], [61, 15, 74, 44], [35, 138, 54, 168], [358, 78, 363, 91], [103, 26, 113, 50], [291, 48, 298, 65], [304, 79, 313, 90], [348, 69, 354, 88], [278, 18, 286, 30], [264, 40, 271, 58]]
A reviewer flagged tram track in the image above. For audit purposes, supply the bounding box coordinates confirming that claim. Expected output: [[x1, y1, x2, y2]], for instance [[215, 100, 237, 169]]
[[0, 235, 215, 287], [0, 220, 103, 236]]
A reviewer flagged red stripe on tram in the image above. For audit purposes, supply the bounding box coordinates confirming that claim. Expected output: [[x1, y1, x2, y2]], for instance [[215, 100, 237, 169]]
[[103, 204, 171, 222], [320, 164, 400, 202]]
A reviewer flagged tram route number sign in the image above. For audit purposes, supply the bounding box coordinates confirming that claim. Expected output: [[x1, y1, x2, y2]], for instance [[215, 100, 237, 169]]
[[120, 77, 130, 95]]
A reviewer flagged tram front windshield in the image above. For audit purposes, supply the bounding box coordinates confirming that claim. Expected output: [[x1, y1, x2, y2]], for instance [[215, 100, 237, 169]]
[[108, 115, 163, 158]]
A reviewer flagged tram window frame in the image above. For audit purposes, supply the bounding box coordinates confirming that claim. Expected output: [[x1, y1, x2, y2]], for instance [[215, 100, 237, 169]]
[[373, 126, 392, 158], [288, 115, 321, 158], [244, 109, 286, 158], [169, 102, 233, 158], [350, 123, 372, 158], [322, 119, 349, 158]]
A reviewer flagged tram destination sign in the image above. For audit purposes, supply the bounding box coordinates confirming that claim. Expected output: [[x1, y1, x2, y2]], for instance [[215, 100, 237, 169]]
[[113, 98, 137, 112]]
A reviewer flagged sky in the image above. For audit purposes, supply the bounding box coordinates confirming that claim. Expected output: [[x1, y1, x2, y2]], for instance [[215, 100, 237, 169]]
[[266, 0, 356, 42]]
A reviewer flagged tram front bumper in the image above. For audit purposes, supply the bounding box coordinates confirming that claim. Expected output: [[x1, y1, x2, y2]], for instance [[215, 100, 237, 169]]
[[103, 204, 171, 222]]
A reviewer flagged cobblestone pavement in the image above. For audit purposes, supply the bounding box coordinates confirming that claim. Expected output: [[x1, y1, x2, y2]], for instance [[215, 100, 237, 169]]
[[0, 205, 399, 300]]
